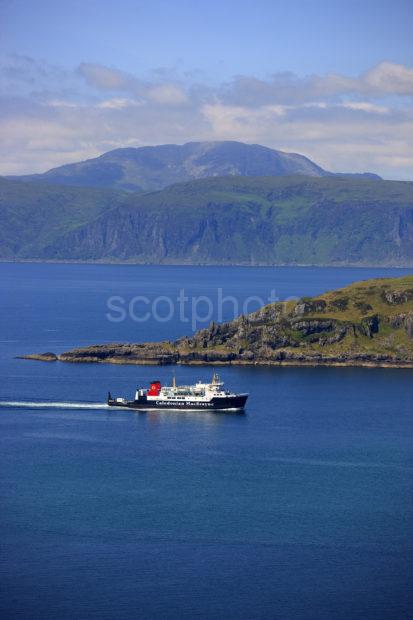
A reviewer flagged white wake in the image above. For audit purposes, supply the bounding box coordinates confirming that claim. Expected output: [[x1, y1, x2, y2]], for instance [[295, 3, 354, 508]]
[[0, 401, 109, 410]]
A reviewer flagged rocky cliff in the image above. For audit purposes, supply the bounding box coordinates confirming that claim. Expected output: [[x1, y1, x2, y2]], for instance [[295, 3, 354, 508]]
[[36, 176, 413, 266], [23, 276, 413, 368], [2, 174, 412, 265]]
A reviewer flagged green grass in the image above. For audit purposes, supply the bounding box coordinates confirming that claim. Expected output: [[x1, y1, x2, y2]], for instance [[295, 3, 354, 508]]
[[0, 177, 127, 258], [2, 174, 413, 264], [239, 276, 413, 359]]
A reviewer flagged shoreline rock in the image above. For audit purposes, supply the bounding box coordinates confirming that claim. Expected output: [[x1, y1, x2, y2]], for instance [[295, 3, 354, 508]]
[[19, 352, 58, 362], [19, 354, 413, 368], [20, 276, 413, 370]]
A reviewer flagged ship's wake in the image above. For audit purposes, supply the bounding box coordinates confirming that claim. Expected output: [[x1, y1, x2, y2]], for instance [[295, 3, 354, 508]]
[[0, 400, 109, 410]]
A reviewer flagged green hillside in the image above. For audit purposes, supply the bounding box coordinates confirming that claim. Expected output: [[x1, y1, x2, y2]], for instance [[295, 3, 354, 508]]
[[25, 276, 413, 368], [0, 178, 126, 259], [41, 175, 413, 266], [1, 174, 412, 265]]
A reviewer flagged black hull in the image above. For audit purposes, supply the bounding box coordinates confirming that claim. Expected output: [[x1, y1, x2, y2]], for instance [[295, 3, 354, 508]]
[[108, 394, 248, 411]]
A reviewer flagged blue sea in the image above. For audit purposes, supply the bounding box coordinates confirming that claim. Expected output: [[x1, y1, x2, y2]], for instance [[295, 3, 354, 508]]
[[0, 263, 412, 620]]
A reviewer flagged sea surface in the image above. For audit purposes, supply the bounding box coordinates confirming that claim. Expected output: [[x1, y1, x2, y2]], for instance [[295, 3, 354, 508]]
[[0, 263, 412, 620]]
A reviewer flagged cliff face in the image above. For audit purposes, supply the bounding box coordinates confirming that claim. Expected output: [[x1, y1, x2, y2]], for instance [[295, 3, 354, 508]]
[[0, 177, 126, 259], [2, 174, 412, 265], [40, 176, 413, 266], [24, 276, 413, 368]]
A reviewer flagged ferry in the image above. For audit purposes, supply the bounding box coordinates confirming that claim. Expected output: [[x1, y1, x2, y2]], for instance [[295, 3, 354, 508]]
[[107, 372, 248, 411]]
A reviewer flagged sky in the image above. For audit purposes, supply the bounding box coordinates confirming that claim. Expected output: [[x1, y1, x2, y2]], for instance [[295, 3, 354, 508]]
[[1, 0, 412, 179]]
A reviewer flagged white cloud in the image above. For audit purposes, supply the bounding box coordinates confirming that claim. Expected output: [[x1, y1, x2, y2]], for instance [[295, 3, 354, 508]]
[[222, 62, 413, 107], [47, 99, 80, 108], [147, 84, 188, 105], [77, 62, 189, 106], [96, 97, 143, 109], [363, 62, 413, 95], [78, 63, 131, 91], [339, 101, 389, 114], [201, 103, 286, 139], [201, 100, 413, 178], [0, 57, 413, 180]]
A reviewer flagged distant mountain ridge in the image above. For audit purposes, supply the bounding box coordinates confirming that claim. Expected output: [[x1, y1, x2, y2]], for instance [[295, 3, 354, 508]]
[[8, 141, 381, 192], [1, 174, 411, 266]]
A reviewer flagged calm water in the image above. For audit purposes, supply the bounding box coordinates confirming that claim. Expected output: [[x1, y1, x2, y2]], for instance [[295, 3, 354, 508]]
[[0, 263, 412, 619]]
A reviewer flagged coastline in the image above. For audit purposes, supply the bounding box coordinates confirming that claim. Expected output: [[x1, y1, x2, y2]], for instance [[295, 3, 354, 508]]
[[19, 274, 413, 370], [20, 353, 413, 369], [2, 258, 413, 269]]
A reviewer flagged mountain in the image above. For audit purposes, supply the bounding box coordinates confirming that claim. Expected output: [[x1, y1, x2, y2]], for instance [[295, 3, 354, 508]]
[[9, 141, 380, 192], [0, 178, 126, 259], [1, 174, 412, 266], [24, 276, 413, 368], [14, 175, 412, 267]]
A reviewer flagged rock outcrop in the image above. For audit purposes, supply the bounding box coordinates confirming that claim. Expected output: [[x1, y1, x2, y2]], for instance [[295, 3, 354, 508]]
[[22, 276, 413, 368]]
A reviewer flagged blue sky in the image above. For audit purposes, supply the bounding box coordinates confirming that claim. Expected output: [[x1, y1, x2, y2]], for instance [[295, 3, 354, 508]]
[[1, 0, 412, 178], [2, 0, 412, 78]]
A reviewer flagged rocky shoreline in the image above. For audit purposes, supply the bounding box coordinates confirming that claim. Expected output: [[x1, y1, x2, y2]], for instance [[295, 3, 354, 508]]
[[21, 276, 413, 370], [20, 350, 413, 368]]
